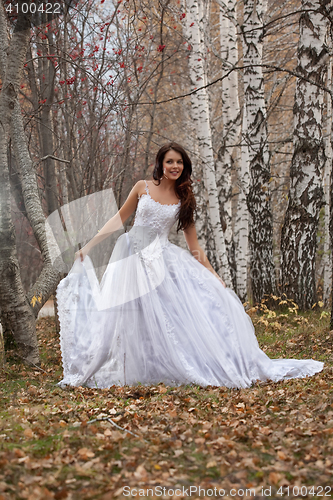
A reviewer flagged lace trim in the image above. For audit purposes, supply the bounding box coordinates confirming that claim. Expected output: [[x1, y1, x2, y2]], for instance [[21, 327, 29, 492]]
[[141, 192, 181, 208], [143, 180, 180, 207], [133, 194, 179, 245], [56, 276, 84, 387]]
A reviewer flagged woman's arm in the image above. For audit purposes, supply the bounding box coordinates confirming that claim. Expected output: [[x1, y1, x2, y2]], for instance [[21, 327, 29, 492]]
[[183, 224, 226, 287], [76, 180, 146, 261]]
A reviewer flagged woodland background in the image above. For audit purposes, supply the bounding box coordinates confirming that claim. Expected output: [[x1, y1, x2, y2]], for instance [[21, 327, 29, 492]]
[[0, 1, 333, 497], [0, 0, 332, 362]]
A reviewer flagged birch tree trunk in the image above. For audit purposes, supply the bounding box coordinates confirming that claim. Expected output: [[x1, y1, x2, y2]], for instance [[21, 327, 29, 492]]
[[322, 42, 332, 306], [234, 105, 250, 302], [281, 0, 329, 309], [184, 0, 231, 285], [330, 102, 333, 326], [242, 0, 276, 303], [0, 6, 39, 364], [217, 0, 241, 291]]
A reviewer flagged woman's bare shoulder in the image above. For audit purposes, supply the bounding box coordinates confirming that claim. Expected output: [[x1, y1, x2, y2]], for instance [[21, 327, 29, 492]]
[[134, 179, 148, 197]]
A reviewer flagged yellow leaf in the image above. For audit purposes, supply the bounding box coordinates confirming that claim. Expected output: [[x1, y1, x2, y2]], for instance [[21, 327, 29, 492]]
[[154, 464, 161, 470], [258, 318, 269, 327], [30, 295, 42, 307]]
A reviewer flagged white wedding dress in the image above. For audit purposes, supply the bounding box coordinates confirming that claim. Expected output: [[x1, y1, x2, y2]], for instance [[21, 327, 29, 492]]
[[56, 182, 323, 388]]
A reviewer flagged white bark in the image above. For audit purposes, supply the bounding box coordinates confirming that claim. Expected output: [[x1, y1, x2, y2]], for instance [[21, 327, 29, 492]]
[[242, 0, 276, 302], [216, 0, 242, 290], [281, 0, 329, 309], [234, 105, 250, 302], [322, 45, 332, 306], [184, 0, 231, 284]]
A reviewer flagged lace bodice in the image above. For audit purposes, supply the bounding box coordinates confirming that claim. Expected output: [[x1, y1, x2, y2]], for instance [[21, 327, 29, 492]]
[[133, 181, 180, 246]]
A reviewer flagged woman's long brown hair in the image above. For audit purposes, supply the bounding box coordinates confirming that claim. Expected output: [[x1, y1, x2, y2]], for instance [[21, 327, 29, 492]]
[[153, 142, 196, 232]]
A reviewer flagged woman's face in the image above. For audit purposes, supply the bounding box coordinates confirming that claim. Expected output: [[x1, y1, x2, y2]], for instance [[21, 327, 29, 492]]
[[162, 149, 184, 180]]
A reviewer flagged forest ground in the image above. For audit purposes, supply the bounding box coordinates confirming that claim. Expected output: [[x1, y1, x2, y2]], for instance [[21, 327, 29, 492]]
[[0, 299, 332, 500]]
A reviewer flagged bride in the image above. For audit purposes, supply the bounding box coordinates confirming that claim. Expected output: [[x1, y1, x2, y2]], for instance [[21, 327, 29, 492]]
[[56, 142, 323, 388]]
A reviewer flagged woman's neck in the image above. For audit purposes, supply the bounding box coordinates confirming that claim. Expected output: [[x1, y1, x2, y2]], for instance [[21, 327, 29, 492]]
[[158, 177, 176, 192]]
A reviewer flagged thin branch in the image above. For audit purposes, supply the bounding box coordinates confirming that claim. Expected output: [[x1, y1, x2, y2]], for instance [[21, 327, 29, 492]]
[[87, 416, 148, 442], [12, 353, 47, 373], [39, 154, 70, 164], [130, 63, 333, 106]]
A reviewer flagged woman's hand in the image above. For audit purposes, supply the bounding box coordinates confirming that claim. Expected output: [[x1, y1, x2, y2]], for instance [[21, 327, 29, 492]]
[[75, 246, 89, 262], [183, 225, 227, 288]]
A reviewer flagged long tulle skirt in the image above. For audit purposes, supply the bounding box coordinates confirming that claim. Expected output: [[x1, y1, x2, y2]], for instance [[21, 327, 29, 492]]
[[56, 231, 323, 388]]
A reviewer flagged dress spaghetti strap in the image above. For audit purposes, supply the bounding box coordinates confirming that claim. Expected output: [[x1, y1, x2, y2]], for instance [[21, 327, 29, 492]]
[[144, 180, 149, 195]]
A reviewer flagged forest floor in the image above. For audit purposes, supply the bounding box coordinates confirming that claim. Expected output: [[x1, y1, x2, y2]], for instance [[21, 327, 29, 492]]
[[0, 297, 332, 500]]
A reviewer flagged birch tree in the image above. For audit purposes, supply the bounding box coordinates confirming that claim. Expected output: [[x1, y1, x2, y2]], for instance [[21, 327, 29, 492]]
[[235, 105, 250, 302], [216, 0, 242, 292], [184, 0, 231, 285], [281, 0, 329, 309], [330, 102, 333, 326], [242, 0, 276, 303], [322, 37, 332, 306]]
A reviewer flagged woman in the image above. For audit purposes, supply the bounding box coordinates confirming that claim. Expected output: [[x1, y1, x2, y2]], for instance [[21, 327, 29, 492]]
[[57, 142, 323, 388]]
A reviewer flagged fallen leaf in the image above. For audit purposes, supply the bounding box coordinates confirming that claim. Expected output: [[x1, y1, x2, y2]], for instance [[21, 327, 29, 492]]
[[23, 428, 33, 439], [206, 460, 217, 468], [78, 448, 95, 460]]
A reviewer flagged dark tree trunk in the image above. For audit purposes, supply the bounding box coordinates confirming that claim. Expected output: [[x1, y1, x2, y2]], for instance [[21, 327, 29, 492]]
[[0, 7, 40, 365]]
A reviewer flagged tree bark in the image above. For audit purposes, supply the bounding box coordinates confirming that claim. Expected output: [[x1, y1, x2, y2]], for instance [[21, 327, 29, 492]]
[[234, 105, 250, 302], [184, 0, 231, 284], [0, 5, 39, 365], [281, 0, 329, 309], [330, 103, 333, 327], [322, 38, 332, 307], [217, 0, 241, 291], [242, 0, 276, 303]]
